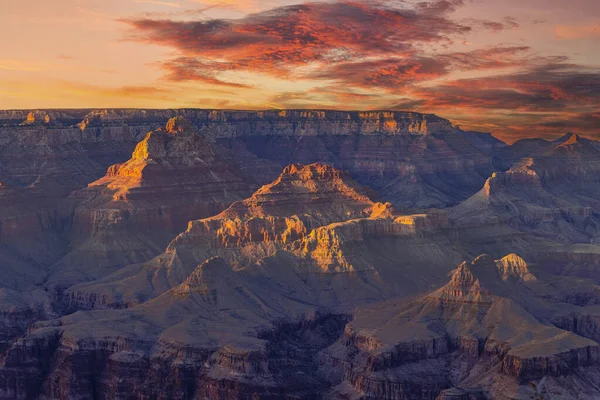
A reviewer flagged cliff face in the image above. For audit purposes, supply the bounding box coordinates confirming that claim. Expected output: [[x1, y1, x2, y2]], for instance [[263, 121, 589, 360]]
[[48, 117, 255, 289], [0, 109, 456, 134], [0, 110, 495, 292], [217, 128, 495, 209], [3, 109, 600, 399], [173, 163, 379, 250], [538, 246, 600, 283], [159, 162, 384, 276], [0, 111, 163, 295], [322, 254, 600, 399], [63, 162, 458, 312], [0, 123, 146, 191], [0, 313, 352, 400], [451, 136, 600, 244], [0, 109, 499, 209]]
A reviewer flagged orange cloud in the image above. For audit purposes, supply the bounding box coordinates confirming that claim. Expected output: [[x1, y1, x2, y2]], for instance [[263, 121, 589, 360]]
[[114, 0, 600, 143], [0, 60, 42, 72], [121, 1, 471, 72], [392, 64, 600, 142], [120, 1, 553, 91], [135, 0, 181, 8], [555, 24, 600, 40]]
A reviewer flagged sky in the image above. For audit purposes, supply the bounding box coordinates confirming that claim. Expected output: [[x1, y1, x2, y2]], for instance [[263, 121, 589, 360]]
[[1, 0, 599, 142]]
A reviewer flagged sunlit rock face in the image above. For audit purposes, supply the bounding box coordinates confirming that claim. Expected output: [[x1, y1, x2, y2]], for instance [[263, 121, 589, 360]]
[[0, 109, 501, 209], [62, 162, 457, 314], [47, 117, 255, 288], [4, 109, 600, 399], [0, 110, 163, 191], [0, 110, 487, 292], [212, 111, 499, 209], [173, 162, 381, 252], [0, 161, 461, 400]]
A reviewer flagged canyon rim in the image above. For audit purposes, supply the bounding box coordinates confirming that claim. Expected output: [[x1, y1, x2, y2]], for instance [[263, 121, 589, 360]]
[[1, 0, 600, 399]]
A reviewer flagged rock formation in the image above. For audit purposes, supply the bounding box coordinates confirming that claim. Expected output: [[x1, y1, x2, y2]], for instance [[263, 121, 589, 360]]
[[63, 162, 458, 311], [0, 109, 502, 209], [322, 254, 600, 399], [48, 117, 255, 288], [7, 253, 600, 399], [452, 135, 600, 244], [1, 109, 600, 399]]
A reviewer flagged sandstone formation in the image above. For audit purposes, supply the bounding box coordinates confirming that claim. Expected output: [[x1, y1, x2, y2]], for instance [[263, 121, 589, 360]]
[[64, 163, 458, 311], [7, 253, 600, 399], [1, 109, 600, 399], [452, 134, 600, 244], [46, 117, 255, 288], [322, 254, 600, 399], [0, 109, 503, 209]]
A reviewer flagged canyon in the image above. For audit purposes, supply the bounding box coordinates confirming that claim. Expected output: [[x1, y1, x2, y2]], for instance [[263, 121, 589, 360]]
[[0, 109, 599, 399]]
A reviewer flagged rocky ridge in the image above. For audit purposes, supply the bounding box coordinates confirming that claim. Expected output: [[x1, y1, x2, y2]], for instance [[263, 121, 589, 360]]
[[0, 109, 503, 209], [46, 117, 254, 288], [63, 162, 456, 311], [324, 254, 600, 399], [451, 134, 600, 243], [1, 110, 600, 399]]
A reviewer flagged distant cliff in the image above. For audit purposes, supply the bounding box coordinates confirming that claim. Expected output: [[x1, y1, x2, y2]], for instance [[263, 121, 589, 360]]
[[0, 109, 503, 209], [0, 109, 459, 137]]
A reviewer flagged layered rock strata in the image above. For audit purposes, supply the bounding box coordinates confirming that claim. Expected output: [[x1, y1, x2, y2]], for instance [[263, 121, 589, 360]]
[[48, 117, 255, 288], [321, 254, 600, 399], [451, 135, 600, 244], [64, 163, 457, 312]]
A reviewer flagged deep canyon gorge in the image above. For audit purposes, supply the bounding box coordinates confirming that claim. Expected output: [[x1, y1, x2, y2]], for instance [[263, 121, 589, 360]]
[[0, 109, 599, 399]]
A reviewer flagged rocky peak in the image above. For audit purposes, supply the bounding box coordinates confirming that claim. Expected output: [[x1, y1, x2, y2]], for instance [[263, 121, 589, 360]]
[[558, 133, 581, 146], [164, 116, 197, 134], [495, 254, 536, 282], [251, 163, 375, 210], [20, 110, 51, 126], [433, 256, 494, 304], [469, 254, 535, 285], [553, 132, 581, 145], [214, 163, 383, 229], [168, 163, 382, 268], [171, 257, 235, 297], [130, 117, 213, 164], [83, 115, 250, 205], [433, 254, 531, 304], [448, 261, 479, 288], [555, 133, 589, 149], [550, 133, 598, 156]]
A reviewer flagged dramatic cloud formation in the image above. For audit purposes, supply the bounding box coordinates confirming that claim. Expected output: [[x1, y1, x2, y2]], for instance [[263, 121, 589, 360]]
[[1, 0, 598, 141], [122, 1, 471, 75], [308, 46, 544, 90], [116, 0, 600, 141]]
